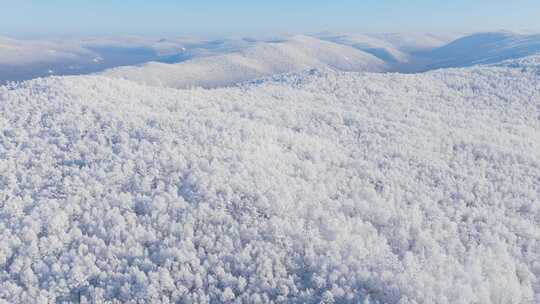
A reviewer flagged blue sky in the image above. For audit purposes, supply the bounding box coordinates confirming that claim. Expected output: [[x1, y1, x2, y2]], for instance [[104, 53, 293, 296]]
[[2, 0, 540, 37]]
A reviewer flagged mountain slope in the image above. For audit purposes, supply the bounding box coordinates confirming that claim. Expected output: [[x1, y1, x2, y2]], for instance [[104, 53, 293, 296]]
[[101, 35, 386, 88], [371, 32, 463, 52], [1, 58, 539, 303]]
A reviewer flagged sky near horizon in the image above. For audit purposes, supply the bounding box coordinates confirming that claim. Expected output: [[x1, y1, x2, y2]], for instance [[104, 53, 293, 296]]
[[1, 0, 539, 37]]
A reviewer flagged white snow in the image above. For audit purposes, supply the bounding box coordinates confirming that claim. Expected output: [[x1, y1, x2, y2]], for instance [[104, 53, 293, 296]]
[[493, 54, 540, 72], [1, 55, 539, 303]]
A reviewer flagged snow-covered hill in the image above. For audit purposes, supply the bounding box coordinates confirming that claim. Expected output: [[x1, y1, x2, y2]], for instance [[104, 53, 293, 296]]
[[415, 32, 540, 71], [316, 33, 410, 64], [1, 56, 539, 303], [101, 36, 386, 88], [4, 31, 540, 86], [493, 54, 540, 72]]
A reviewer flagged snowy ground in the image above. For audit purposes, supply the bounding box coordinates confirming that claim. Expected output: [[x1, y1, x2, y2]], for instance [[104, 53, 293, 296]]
[[1, 53, 539, 302]]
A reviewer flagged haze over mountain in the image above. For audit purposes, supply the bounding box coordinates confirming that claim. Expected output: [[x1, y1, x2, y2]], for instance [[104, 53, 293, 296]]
[[0, 35, 252, 84]]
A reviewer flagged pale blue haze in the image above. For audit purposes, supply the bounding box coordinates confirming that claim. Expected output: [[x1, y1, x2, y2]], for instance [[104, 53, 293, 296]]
[[1, 0, 539, 37]]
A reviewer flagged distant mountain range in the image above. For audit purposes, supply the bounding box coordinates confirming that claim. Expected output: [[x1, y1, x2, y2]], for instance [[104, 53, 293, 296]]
[[2, 31, 540, 86]]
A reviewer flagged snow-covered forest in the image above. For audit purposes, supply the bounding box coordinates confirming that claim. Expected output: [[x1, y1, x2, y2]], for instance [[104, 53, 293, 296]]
[[1, 34, 540, 302]]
